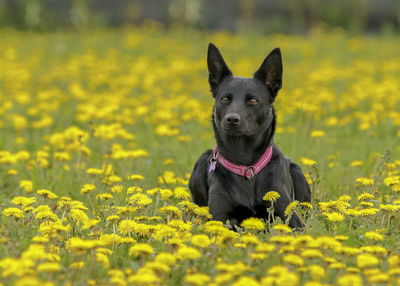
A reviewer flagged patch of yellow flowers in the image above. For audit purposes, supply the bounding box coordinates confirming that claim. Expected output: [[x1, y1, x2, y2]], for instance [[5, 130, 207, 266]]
[[1, 26, 400, 285]]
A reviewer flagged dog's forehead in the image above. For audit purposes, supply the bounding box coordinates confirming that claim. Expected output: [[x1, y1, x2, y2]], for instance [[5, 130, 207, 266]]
[[219, 77, 266, 94]]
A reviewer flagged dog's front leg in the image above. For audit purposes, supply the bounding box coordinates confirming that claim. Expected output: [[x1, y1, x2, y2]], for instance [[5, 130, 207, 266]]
[[208, 186, 238, 227], [273, 190, 304, 228]]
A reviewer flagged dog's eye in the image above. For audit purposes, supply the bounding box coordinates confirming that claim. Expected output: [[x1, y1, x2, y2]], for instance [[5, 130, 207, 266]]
[[248, 98, 259, 105], [220, 97, 231, 103]]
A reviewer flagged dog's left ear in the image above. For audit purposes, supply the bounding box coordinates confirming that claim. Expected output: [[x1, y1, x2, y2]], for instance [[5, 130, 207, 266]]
[[207, 43, 233, 93], [254, 48, 283, 99]]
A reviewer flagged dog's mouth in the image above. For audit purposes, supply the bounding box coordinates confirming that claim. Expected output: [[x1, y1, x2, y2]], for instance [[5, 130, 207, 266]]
[[222, 125, 254, 136]]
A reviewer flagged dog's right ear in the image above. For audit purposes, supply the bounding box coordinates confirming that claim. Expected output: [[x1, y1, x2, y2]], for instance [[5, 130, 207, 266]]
[[254, 48, 283, 99], [207, 43, 232, 93]]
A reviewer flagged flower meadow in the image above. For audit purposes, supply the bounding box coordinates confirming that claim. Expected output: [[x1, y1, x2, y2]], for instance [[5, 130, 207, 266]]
[[1, 26, 400, 286]]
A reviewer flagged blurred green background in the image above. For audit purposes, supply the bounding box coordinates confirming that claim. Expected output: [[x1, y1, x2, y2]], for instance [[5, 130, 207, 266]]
[[1, 0, 399, 33]]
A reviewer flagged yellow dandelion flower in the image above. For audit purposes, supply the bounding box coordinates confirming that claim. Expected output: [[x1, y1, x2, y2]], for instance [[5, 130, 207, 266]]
[[360, 246, 387, 255], [37, 262, 60, 273], [67, 237, 104, 252], [368, 273, 389, 283], [129, 193, 152, 206], [391, 184, 400, 193], [35, 210, 58, 221], [357, 193, 374, 201], [169, 219, 192, 231], [144, 261, 170, 274], [251, 253, 267, 261], [270, 235, 295, 244], [337, 274, 363, 286], [256, 243, 275, 253], [127, 185, 143, 194], [329, 262, 346, 269], [267, 265, 289, 276], [111, 185, 124, 193], [159, 188, 173, 200], [388, 268, 400, 276], [80, 184, 96, 194], [346, 208, 360, 217], [388, 255, 400, 268], [241, 217, 265, 231], [154, 252, 176, 266], [232, 276, 260, 286], [380, 203, 400, 212], [185, 273, 211, 286], [193, 206, 212, 219], [304, 173, 313, 185], [334, 235, 349, 241], [364, 231, 384, 241], [129, 243, 153, 257], [350, 160, 363, 167], [96, 252, 110, 269], [163, 158, 174, 165], [70, 261, 85, 269], [283, 254, 304, 267], [127, 174, 144, 181], [355, 177, 374, 186], [152, 224, 176, 241], [31, 235, 49, 243], [335, 246, 360, 256], [70, 208, 89, 225], [324, 212, 345, 222], [384, 175, 400, 186], [338, 195, 351, 201], [3, 207, 24, 219], [308, 264, 326, 280], [190, 234, 211, 248], [96, 193, 114, 201], [215, 261, 250, 274], [263, 191, 281, 201], [106, 215, 120, 223], [301, 249, 323, 259], [285, 201, 299, 216], [19, 180, 33, 192], [356, 253, 379, 268], [176, 246, 201, 260], [272, 224, 292, 233], [11, 196, 37, 207], [301, 157, 317, 167], [8, 169, 18, 175], [37, 189, 58, 200], [276, 272, 300, 286], [310, 130, 325, 138], [241, 234, 260, 246], [300, 202, 313, 209], [158, 206, 181, 217], [83, 219, 101, 230], [358, 208, 379, 216], [174, 186, 190, 200], [128, 268, 159, 285], [86, 168, 104, 175]]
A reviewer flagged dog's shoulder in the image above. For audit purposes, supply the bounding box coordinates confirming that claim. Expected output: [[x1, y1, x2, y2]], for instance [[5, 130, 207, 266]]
[[270, 144, 290, 166], [188, 149, 213, 206]]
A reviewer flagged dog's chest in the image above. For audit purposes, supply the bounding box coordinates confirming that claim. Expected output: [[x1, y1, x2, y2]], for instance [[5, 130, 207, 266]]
[[229, 176, 266, 209]]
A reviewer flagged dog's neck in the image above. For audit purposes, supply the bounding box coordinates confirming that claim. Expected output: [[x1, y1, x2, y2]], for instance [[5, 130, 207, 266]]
[[213, 108, 276, 166]]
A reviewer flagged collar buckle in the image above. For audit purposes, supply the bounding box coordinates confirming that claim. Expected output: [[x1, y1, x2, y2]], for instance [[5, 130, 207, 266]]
[[244, 166, 255, 180]]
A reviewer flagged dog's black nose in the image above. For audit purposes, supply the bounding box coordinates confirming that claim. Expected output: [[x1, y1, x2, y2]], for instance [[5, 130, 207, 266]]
[[225, 114, 241, 125]]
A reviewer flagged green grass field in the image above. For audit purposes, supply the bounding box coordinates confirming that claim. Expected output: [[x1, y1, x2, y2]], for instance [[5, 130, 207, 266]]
[[1, 26, 400, 285]]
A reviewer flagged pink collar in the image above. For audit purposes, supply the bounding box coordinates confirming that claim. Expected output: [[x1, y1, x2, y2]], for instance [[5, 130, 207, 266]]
[[208, 145, 273, 180]]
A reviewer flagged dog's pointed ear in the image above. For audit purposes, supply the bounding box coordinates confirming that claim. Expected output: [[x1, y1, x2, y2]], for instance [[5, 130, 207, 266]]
[[254, 48, 283, 98], [207, 43, 232, 93]]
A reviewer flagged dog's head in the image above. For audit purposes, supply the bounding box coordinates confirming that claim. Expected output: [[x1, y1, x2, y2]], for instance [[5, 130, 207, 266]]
[[208, 43, 282, 137]]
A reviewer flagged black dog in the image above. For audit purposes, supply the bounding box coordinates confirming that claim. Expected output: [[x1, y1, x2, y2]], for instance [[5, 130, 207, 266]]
[[189, 43, 311, 228]]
